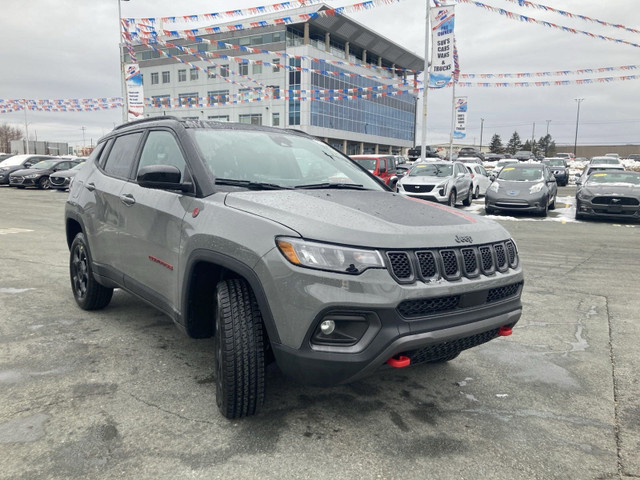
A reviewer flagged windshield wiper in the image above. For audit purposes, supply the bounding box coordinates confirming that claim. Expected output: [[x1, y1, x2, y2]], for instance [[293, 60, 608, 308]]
[[215, 178, 292, 190], [294, 182, 369, 190]]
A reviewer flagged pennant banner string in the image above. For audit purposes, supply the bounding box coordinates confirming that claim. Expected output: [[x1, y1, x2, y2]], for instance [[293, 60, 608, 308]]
[[500, 0, 640, 35]]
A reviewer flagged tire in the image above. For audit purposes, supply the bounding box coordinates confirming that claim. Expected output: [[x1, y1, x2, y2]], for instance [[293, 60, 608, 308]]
[[447, 190, 456, 207], [539, 198, 549, 217], [485, 205, 495, 215], [428, 351, 461, 363], [462, 188, 473, 207], [473, 186, 480, 199], [215, 278, 266, 419], [549, 194, 556, 210], [69, 232, 113, 310], [38, 177, 50, 190]]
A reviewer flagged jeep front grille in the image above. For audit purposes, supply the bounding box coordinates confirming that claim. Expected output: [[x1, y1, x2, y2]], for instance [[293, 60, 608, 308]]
[[397, 281, 523, 319], [386, 240, 519, 284]]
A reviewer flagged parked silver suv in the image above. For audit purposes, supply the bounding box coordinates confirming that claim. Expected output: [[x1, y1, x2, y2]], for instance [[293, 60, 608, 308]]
[[65, 118, 524, 418]]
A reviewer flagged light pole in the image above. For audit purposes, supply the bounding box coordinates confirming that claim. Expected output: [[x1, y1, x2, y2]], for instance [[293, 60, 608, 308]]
[[118, 0, 130, 124], [574, 98, 584, 156], [479, 118, 484, 152], [545, 120, 551, 156]]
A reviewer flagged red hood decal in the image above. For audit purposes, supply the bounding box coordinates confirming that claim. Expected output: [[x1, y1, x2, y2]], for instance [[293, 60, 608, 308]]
[[407, 197, 477, 223]]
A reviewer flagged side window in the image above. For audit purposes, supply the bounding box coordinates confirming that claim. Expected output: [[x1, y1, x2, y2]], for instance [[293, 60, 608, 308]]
[[102, 132, 143, 179], [137, 130, 187, 179], [378, 158, 386, 173]]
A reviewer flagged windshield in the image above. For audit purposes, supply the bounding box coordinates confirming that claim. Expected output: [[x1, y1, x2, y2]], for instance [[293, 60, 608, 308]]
[[408, 163, 453, 177], [70, 163, 84, 171], [515, 151, 531, 156], [351, 158, 377, 172], [545, 159, 565, 167], [586, 172, 640, 186], [590, 157, 619, 165], [190, 129, 383, 190], [30, 160, 58, 169], [0, 156, 28, 167], [498, 166, 544, 182]]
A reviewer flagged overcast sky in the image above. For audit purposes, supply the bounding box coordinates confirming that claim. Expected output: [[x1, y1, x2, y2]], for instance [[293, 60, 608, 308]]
[[1, 0, 638, 150]]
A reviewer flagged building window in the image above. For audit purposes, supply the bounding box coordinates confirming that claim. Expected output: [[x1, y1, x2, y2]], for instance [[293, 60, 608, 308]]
[[207, 66, 216, 78], [178, 69, 186, 82], [272, 59, 281, 72], [239, 63, 248, 76], [239, 114, 262, 125], [252, 63, 263, 75], [207, 90, 229, 105], [179, 93, 199, 107], [220, 65, 229, 77], [238, 88, 262, 101], [190, 68, 199, 81], [208, 115, 230, 122], [162, 71, 170, 83], [151, 72, 159, 85], [151, 95, 170, 107], [272, 113, 280, 127]]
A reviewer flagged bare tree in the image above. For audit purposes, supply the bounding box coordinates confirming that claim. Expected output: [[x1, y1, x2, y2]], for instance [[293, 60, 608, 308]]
[[0, 123, 24, 153]]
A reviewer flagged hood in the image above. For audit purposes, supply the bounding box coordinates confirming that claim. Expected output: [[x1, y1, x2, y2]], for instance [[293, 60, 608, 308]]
[[224, 190, 509, 249], [51, 170, 78, 179], [11, 168, 50, 176], [582, 184, 640, 197], [400, 175, 450, 186]]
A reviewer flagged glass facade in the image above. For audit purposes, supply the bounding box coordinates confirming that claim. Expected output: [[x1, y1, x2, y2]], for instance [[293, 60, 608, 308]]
[[289, 58, 301, 126], [310, 61, 415, 141]]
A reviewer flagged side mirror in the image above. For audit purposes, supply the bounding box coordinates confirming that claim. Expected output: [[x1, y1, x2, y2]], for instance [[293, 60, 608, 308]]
[[490, 174, 496, 181], [137, 164, 192, 192], [549, 176, 557, 183]]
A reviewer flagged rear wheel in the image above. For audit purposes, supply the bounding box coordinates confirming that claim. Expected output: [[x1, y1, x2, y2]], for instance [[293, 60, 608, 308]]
[[473, 186, 480, 199], [70, 232, 113, 310], [214, 278, 266, 419]]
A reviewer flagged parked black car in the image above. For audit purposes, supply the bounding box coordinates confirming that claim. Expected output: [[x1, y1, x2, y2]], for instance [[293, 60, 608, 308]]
[[9, 158, 81, 189], [458, 147, 484, 161], [407, 145, 439, 161], [49, 162, 86, 190], [514, 150, 536, 161], [0, 154, 56, 185], [542, 157, 570, 186], [575, 171, 640, 221]]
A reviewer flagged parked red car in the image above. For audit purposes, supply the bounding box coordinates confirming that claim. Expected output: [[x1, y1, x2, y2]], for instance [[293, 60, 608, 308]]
[[350, 155, 398, 189]]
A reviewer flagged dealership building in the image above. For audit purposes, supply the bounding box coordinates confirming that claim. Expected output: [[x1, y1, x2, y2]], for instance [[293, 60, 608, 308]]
[[128, 3, 423, 155]]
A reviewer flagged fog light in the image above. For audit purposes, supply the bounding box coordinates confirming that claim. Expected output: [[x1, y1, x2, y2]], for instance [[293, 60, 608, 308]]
[[320, 320, 336, 335]]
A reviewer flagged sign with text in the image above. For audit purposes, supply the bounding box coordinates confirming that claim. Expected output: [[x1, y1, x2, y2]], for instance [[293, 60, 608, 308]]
[[125, 63, 145, 121], [429, 5, 455, 88], [454, 97, 467, 139]]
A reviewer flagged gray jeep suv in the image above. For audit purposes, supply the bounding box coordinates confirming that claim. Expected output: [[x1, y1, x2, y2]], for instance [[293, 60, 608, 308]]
[[65, 117, 524, 418]]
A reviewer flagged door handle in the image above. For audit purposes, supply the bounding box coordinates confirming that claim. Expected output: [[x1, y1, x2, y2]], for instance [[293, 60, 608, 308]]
[[120, 193, 136, 206], [85, 182, 96, 192]]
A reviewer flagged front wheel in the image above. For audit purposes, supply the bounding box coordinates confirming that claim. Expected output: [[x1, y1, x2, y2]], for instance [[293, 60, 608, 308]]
[[549, 194, 556, 210], [215, 279, 266, 419], [447, 190, 456, 207], [38, 177, 50, 190], [462, 187, 473, 206], [70, 232, 113, 310]]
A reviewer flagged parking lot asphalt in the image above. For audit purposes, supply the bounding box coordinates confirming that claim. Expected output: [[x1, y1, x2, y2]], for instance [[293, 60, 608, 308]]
[[1, 185, 639, 480]]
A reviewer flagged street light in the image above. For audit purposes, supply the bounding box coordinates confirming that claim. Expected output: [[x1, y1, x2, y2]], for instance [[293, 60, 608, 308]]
[[574, 98, 584, 156], [118, 0, 130, 124]]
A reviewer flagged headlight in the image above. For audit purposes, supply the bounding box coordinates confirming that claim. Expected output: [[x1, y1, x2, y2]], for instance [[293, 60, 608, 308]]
[[24, 174, 40, 179], [0, 167, 9, 172], [488, 182, 500, 193], [577, 190, 591, 201], [276, 237, 385, 274], [529, 182, 545, 194]]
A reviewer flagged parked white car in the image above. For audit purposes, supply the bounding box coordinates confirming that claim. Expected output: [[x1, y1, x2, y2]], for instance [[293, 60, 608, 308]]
[[466, 164, 492, 198]]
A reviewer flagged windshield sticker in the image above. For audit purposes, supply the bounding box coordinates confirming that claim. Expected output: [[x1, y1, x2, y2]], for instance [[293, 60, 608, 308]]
[[503, 167, 515, 171], [593, 173, 607, 177]]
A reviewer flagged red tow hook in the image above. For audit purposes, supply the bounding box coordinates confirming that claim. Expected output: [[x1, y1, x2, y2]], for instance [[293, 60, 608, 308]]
[[498, 326, 513, 336], [387, 355, 411, 368]]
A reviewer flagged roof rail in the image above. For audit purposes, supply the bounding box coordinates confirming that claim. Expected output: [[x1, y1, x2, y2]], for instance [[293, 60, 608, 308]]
[[113, 115, 183, 131]]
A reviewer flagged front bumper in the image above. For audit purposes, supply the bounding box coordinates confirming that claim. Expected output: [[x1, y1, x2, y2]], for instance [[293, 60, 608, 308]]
[[9, 176, 38, 187], [50, 177, 71, 189], [576, 198, 640, 219], [398, 185, 447, 203], [256, 247, 524, 386], [485, 192, 547, 213]]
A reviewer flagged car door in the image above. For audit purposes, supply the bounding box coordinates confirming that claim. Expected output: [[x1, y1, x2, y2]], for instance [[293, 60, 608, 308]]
[[118, 129, 195, 314], [477, 165, 492, 195], [84, 133, 144, 280], [544, 166, 557, 203], [454, 162, 471, 197]]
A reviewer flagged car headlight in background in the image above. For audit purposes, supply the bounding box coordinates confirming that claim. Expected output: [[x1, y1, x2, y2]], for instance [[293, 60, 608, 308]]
[[488, 182, 500, 193], [276, 237, 385, 274], [24, 174, 41, 179], [529, 182, 545, 194]]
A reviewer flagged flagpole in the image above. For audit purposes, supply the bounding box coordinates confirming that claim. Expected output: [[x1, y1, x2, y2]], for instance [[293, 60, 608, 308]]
[[449, 81, 455, 161], [420, 0, 431, 162]]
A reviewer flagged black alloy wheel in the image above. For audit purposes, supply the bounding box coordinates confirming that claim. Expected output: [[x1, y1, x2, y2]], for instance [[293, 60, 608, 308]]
[[70, 233, 113, 310], [38, 177, 50, 190]]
